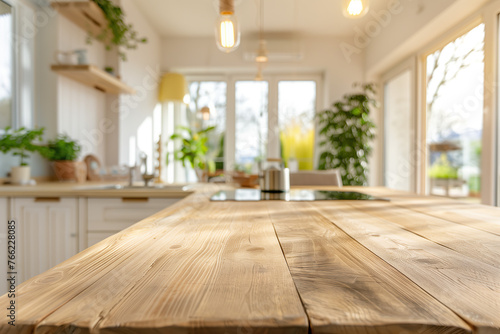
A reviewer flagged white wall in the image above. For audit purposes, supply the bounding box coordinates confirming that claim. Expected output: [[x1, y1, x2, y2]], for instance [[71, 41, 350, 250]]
[[56, 14, 107, 161], [118, 0, 162, 171], [365, 0, 489, 78]]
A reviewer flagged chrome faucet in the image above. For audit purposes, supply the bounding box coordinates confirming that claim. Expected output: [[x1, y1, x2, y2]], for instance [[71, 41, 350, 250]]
[[139, 152, 155, 187], [128, 165, 136, 187]]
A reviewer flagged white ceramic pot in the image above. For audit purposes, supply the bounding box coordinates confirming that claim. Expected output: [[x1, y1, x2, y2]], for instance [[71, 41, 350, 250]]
[[11, 166, 31, 185]]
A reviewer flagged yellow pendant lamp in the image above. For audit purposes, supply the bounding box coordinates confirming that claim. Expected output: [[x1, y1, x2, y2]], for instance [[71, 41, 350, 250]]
[[158, 73, 187, 102]]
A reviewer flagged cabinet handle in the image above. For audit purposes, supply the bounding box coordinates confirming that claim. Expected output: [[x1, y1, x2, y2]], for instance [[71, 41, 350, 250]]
[[122, 197, 149, 203], [70, 233, 77, 238], [35, 197, 61, 202]]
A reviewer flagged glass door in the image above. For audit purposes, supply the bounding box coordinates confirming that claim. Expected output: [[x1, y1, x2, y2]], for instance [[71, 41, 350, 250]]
[[424, 23, 485, 201]]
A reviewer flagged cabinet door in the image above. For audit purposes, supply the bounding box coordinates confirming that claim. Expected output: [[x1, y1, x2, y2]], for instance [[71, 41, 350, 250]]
[[86, 197, 180, 246], [0, 198, 8, 294], [87, 198, 180, 231], [11, 197, 78, 284]]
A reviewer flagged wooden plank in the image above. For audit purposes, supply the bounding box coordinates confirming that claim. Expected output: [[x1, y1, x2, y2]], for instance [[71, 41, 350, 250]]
[[346, 200, 500, 269], [312, 201, 500, 333], [51, 65, 135, 95], [0, 193, 200, 333], [51, 1, 108, 38], [391, 198, 500, 237], [345, 187, 500, 236], [268, 201, 471, 334], [7, 200, 307, 334]]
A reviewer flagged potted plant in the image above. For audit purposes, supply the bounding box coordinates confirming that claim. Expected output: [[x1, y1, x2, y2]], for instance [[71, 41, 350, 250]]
[[317, 83, 377, 186], [88, 0, 147, 61], [0, 127, 46, 184], [168, 126, 216, 182], [42, 135, 86, 183]]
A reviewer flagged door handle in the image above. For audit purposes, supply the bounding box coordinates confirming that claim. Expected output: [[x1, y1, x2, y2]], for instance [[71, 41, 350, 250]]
[[35, 197, 61, 202], [121, 197, 149, 203]]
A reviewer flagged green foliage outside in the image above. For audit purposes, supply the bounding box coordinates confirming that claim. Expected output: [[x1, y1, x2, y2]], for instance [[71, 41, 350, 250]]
[[428, 154, 458, 179], [41, 135, 81, 161], [90, 0, 147, 61], [215, 134, 224, 171], [0, 127, 46, 166], [468, 175, 481, 193], [317, 83, 377, 186], [168, 126, 216, 173]]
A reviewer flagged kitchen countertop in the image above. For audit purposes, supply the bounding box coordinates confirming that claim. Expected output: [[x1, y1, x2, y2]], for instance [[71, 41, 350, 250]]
[[1, 185, 500, 333], [0, 181, 193, 198]]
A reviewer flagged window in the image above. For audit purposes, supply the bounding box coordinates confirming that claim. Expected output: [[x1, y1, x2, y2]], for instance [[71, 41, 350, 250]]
[[424, 23, 485, 201], [180, 74, 321, 178], [278, 81, 316, 170], [235, 81, 268, 170], [187, 81, 227, 171], [0, 0, 34, 130], [0, 0, 13, 129]]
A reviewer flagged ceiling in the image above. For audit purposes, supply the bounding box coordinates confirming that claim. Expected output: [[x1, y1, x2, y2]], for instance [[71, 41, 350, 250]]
[[130, 0, 394, 38]]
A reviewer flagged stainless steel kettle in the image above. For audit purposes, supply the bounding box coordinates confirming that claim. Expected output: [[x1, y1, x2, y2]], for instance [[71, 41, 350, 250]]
[[259, 159, 290, 192]]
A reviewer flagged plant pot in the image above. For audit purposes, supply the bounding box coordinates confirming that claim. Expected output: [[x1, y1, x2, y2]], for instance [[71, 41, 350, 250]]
[[194, 168, 208, 183], [53, 161, 87, 183], [11, 166, 31, 185]]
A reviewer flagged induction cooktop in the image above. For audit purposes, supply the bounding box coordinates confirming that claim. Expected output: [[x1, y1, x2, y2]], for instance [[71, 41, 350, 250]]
[[210, 189, 388, 201]]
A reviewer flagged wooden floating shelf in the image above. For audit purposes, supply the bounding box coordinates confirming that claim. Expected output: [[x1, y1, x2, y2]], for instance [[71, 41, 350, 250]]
[[51, 64, 135, 95], [51, 1, 108, 38]]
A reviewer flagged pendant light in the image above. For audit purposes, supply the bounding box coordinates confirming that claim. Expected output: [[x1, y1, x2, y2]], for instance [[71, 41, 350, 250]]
[[254, 0, 267, 80], [215, 0, 241, 53], [255, 0, 268, 63], [342, 0, 369, 18]]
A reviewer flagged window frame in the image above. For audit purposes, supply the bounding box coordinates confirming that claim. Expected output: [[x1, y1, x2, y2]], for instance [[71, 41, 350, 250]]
[[417, 17, 495, 203], [184, 72, 324, 173], [0, 0, 35, 132]]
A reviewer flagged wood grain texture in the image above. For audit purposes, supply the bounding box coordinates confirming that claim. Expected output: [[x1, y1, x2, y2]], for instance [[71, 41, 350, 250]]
[[1, 186, 500, 334], [268, 201, 471, 334], [347, 187, 500, 237], [51, 1, 108, 40], [312, 200, 500, 333], [346, 200, 500, 269], [0, 188, 307, 334]]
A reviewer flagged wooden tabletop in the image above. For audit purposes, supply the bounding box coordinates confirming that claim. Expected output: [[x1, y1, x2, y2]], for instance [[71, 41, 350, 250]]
[[1, 186, 499, 334]]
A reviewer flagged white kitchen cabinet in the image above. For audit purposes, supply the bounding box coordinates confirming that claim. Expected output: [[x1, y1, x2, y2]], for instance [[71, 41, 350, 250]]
[[86, 197, 180, 246], [0, 198, 8, 294], [11, 197, 79, 284]]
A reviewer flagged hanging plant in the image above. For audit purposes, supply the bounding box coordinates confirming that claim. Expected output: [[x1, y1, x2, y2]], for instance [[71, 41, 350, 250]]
[[88, 0, 147, 61], [317, 83, 377, 186]]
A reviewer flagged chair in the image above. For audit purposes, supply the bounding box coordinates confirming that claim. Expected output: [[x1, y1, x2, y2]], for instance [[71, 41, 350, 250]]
[[290, 170, 343, 187]]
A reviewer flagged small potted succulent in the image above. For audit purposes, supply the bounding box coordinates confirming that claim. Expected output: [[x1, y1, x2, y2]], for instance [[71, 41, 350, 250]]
[[42, 135, 86, 183], [0, 127, 46, 184]]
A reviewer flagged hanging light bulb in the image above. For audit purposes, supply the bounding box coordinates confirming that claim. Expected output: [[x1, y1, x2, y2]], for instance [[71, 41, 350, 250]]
[[342, 0, 369, 18], [215, 0, 241, 53]]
